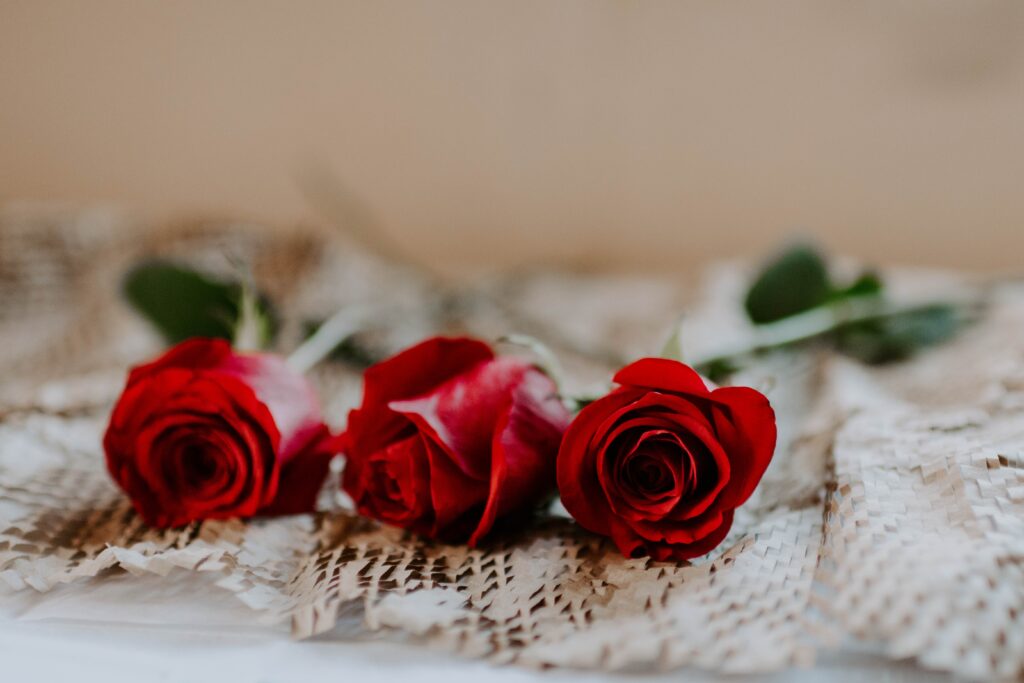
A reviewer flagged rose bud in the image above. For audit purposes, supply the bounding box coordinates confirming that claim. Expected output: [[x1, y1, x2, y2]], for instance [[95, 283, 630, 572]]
[[104, 338, 340, 527], [557, 358, 776, 561], [341, 336, 571, 545]]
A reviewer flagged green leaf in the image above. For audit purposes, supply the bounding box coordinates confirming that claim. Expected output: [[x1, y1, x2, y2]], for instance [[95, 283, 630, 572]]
[[744, 243, 832, 324], [123, 260, 278, 347], [834, 303, 963, 364]]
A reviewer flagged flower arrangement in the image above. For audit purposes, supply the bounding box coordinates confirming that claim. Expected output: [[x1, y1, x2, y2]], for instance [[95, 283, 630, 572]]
[[104, 242, 972, 560]]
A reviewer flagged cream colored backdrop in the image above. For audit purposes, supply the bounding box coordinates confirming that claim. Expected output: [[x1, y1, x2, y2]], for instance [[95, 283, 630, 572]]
[[2, 1, 1023, 273]]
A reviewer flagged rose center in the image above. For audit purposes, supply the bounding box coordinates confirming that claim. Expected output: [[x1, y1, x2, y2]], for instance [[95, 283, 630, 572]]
[[624, 452, 675, 495], [358, 435, 429, 525], [370, 462, 406, 503], [182, 444, 219, 486], [610, 428, 704, 509]]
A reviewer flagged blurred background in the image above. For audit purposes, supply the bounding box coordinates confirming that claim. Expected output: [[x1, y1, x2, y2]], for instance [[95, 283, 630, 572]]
[[2, 0, 1023, 275]]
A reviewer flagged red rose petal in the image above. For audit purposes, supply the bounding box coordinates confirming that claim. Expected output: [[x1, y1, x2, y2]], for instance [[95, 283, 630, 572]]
[[612, 358, 710, 398], [607, 519, 649, 559], [218, 351, 322, 465], [344, 405, 414, 463], [343, 336, 569, 544], [647, 510, 735, 562], [104, 339, 332, 528], [628, 509, 726, 545], [361, 337, 493, 409], [591, 392, 731, 522], [600, 429, 688, 521], [125, 337, 233, 385], [556, 388, 641, 537], [606, 509, 733, 562], [708, 386, 777, 509], [423, 435, 489, 539], [342, 337, 494, 465], [261, 427, 342, 516], [584, 390, 711, 464], [558, 358, 773, 562], [350, 434, 433, 532], [388, 357, 532, 480], [469, 368, 569, 546]]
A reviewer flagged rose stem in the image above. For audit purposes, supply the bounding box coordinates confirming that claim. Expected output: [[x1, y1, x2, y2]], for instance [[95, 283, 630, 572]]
[[692, 295, 983, 377], [286, 306, 372, 374]]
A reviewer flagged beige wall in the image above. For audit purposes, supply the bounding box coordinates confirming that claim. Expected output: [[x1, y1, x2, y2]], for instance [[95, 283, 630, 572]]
[[2, 1, 1023, 273]]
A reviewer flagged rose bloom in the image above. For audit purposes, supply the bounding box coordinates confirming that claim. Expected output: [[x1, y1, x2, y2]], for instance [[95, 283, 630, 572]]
[[557, 358, 776, 561], [341, 337, 571, 545], [104, 338, 339, 527]]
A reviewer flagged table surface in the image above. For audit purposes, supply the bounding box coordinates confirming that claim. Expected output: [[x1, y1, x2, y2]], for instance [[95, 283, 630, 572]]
[[0, 221, 1005, 681], [1, 571, 948, 683]]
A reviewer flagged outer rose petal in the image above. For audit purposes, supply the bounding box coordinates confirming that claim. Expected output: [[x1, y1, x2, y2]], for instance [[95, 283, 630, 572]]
[[612, 358, 710, 399], [556, 388, 642, 536], [343, 403, 413, 463], [469, 368, 571, 546], [261, 427, 344, 516], [708, 386, 777, 509], [107, 367, 192, 436], [344, 337, 494, 462], [388, 357, 535, 479], [607, 509, 735, 561], [218, 351, 325, 466], [361, 337, 493, 409], [629, 510, 726, 545], [424, 435, 490, 540], [125, 337, 233, 384], [645, 510, 735, 562]]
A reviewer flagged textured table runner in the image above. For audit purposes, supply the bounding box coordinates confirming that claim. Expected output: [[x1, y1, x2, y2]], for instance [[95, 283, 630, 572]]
[[1, 211, 1022, 679]]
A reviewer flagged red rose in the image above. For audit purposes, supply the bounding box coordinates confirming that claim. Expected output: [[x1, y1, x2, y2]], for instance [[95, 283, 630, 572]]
[[104, 338, 339, 527], [341, 337, 571, 545], [557, 358, 776, 561]]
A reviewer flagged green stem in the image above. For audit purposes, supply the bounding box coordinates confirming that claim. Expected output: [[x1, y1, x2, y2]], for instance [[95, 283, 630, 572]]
[[286, 306, 371, 374], [232, 286, 267, 352], [692, 295, 978, 377]]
